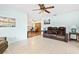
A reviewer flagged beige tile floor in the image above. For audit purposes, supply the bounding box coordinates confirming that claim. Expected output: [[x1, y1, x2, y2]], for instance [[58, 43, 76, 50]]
[[4, 35, 79, 54]]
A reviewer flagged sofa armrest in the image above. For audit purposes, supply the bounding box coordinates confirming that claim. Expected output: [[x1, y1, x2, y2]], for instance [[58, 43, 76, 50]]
[[43, 31, 47, 33], [0, 37, 8, 54], [64, 33, 68, 42], [0, 37, 7, 41], [4, 37, 7, 41]]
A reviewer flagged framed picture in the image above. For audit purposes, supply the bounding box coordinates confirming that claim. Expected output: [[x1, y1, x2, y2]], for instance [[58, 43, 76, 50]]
[[0, 16, 16, 27], [44, 19, 50, 24]]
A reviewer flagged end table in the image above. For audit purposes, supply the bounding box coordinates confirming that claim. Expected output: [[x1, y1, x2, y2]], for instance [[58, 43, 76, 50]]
[[69, 32, 79, 41], [69, 32, 77, 41]]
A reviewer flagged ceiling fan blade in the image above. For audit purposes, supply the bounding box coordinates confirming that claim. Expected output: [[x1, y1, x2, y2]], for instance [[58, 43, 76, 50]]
[[44, 10, 50, 13], [38, 4, 44, 6], [38, 4, 45, 9], [45, 6, 54, 9], [32, 9, 41, 11]]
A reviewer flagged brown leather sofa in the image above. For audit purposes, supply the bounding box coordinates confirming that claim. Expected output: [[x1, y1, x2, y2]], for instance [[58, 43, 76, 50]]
[[43, 27, 68, 42], [0, 37, 8, 54]]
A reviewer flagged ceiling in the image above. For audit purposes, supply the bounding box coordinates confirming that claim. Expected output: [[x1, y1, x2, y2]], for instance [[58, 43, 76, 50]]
[[0, 4, 79, 20], [0, 4, 79, 15]]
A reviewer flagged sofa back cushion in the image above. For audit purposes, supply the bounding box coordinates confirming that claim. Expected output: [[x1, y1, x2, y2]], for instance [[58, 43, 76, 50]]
[[57, 27, 66, 36], [47, 27, 57, 34]]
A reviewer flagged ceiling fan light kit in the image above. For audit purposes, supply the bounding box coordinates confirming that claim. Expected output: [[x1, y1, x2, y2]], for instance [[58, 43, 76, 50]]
[[33, 4, 54, 13]]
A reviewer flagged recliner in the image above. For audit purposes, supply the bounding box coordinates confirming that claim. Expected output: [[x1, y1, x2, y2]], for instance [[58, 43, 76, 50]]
[[0, 37, 8, 54], [43, 27, 68, 42]]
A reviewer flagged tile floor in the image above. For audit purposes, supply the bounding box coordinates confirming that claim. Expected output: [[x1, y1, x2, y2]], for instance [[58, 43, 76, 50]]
[[4, 35, 79, 54]]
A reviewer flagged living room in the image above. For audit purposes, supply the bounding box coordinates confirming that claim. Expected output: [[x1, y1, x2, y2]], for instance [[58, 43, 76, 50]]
[[0, 4, 79, 54], [27, 4, 79, 53], [27, 4, 79, 40]]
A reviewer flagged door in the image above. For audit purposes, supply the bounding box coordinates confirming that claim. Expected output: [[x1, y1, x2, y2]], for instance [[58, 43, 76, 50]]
[[35, 22, 41, 32]]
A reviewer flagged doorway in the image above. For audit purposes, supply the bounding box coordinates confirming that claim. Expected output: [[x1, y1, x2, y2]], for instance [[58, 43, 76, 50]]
[[27, 22, 41, 38]]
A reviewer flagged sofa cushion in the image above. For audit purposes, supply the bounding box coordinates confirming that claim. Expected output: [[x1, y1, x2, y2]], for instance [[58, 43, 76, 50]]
[[47, 27, 57, 34], [57, 27, 66, 36], [0, 40, 4, 44], [47, 30, 53, 34], [48, 27, 57, 30], [57, 35, 65, 39], [52, 30, 57, 34]]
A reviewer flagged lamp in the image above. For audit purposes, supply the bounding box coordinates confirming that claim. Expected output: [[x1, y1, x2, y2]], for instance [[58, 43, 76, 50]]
[[71, 25, 77, 33]]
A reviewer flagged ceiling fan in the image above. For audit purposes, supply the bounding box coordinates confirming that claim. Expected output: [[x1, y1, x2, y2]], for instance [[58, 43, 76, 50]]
[[32, 4, 54, 13]]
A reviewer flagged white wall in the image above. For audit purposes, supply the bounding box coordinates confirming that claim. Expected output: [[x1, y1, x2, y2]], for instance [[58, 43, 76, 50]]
[[49, 11, 79, 33], [0, 6, 27, 44]]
